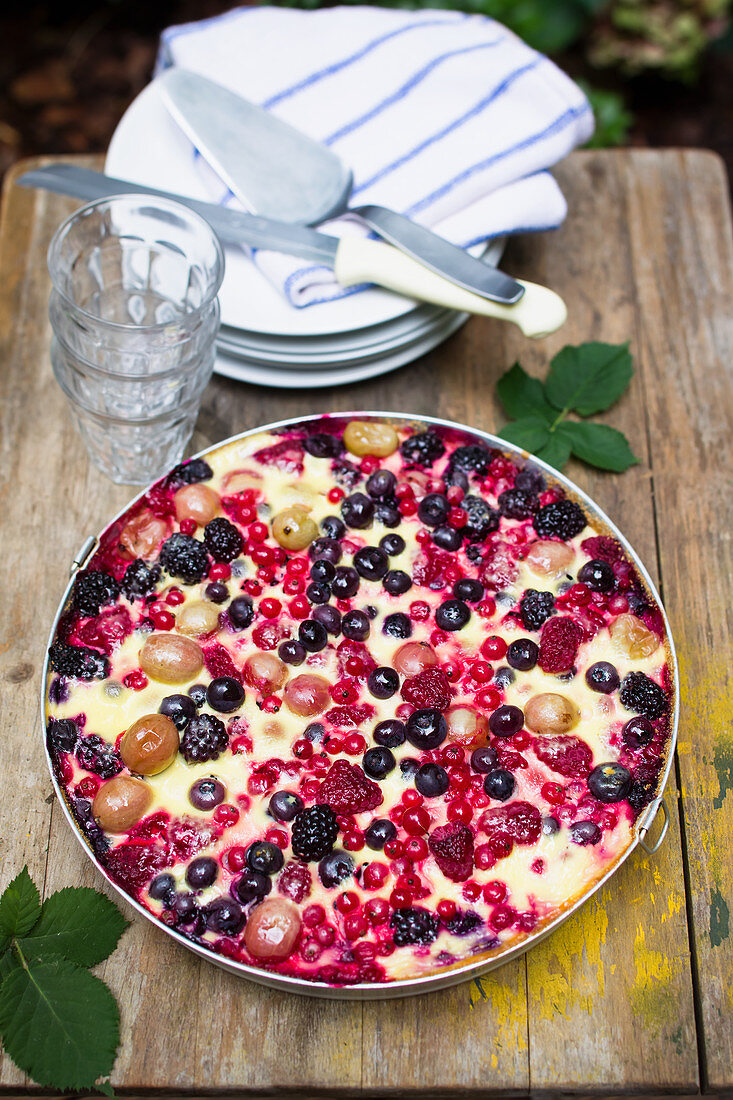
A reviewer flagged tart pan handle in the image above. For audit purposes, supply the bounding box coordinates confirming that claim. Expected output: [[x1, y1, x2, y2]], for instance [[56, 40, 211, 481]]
[[638, 797, 670, 854]]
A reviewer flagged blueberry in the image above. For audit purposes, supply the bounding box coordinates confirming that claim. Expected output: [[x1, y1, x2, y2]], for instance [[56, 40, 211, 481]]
[[373, 719, 406, 748], [542, 815, 560, 835], [320, 515, 346, 540], [493, 666, 515, 690], [304, 432, 341, 458], [186, 857, 218, 889], [149, 873, 175, 902], [341, 492, 375, 529], [205, 581, 229, 604], [268, 790, 304, 822], [585, 661, 620, 694], [233, 869, 271, 903], [470, 746, 498, 774], [400, 758, 420, 780], [306, 581, 331, 604], [622, 715, 655, 749], [587, 763, 633, 803], [488, 705, 524, 737], [570, 820, 602, 846], [205, 897, 245, 934], [406, 708, 448, 750], [364, 818, 397, 850], [432, 524, 463, 552], [380, 533, 406, 556], [158, 694, 195, 731], [415, 762, 449, 797], [435, 599, 471, 631], [174, 893, 199, 923], [365, 604, 378, 619], [206, 676, 245, 713], [483, 769, 515, 801], [228, 596, 254, 630], [374, 502, 401, 528], [382, 612, 412, 638], [187, 683, 207, 708], [304, 722, 326, 742], [309, 536, 342, 564], [312, 604, 342, 635], [354, 546, 389, 581], [47, 718, 78, 752], [298, 619, 329, 652], [383, 569, 412, 595], [342, 610, 370, 641], [246, 840, 284, 876], [578, 559, 615, 593], [506, 638, 539, 672], [318, 850, 355, 889], [332, 566, 360, 599], [278, 639, 306, 665], [453, 578, 484, 602], [188, 777, 226, 811], [310, 559, 336, 583], [363, 746, 396, 779], [367, 666, 399, 699], [366, 469, 397, 498], [417, 493, 449, 527]]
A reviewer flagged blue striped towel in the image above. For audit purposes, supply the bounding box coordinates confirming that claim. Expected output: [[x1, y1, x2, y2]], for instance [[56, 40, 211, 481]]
[[157, 5, 594, 308]]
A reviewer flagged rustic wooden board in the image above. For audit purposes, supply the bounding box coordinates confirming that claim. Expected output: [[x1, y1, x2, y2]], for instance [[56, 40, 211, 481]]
[[0, 149, 730, 1095]]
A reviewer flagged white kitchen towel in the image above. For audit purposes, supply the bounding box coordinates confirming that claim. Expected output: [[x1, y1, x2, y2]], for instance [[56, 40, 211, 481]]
[[157, 5, 594, 307]]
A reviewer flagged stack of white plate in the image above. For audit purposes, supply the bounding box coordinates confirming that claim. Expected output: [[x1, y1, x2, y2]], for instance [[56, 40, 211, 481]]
[[106, 79, 504, 389]]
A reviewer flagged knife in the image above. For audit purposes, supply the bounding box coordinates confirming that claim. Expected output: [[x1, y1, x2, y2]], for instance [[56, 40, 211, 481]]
[[19, 164, 567, 338], [160, 68, 525, 306]]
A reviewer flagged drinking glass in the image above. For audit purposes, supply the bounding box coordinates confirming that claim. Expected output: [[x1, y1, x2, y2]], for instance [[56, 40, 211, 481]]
[[48, 194, 224, 484]]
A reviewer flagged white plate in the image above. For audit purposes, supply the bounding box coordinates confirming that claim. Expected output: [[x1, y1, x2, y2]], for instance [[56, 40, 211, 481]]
[[106, 77, 504, 338]]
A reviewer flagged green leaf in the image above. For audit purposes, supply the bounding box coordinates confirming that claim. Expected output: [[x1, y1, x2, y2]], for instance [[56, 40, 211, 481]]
[[545, 342, 634, 417], [562, 421, 639, 472], [534, 427, 574, 470], [578, 81, 634, 149], [20, 888, 129, 969], [0, 956, 119, 1091], [0, 950, 20, 990], [0, 868, 41, 943], [496, 362, 555, 423], [497, 416, 551, 453]]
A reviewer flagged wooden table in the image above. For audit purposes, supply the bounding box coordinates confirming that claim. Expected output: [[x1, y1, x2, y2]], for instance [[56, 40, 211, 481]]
[[0, 149, 731, 1098]]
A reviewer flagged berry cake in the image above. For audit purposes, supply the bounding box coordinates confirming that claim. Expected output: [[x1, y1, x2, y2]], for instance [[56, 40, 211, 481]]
[[44, 415, 675, 991]]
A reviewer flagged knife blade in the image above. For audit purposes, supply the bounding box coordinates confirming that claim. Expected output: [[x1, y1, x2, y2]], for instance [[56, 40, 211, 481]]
[[19, 164, 566, 338]]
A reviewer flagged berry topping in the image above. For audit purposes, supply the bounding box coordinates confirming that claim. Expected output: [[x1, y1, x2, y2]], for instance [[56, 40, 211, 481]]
[[506, 638, 539, 671], [588, 763, 633, 803], [460, 496, 499, 541], [533, 499, 588, 541], [533, 734, 594, 778], [203, 517, 244, 563], [519, 589, 555, 631], [76, 734, 122, 779], [570, 820, 602, 846], [72, 569, 120, 617], [429, 822, 474, 881], [620, 671, 668, 719], [304, 432, 342, 458], [180, 713, 228, 764], [498, 489, 538, 519], [247, 840, 285, 876], [390, 907, 440, 946], [415, 762, 449, 797], [363, 747, 396, 779], [206, 676, 245, 713], [482, 769, 515, 801], [435, 599, 471, 632], [622, 715, 655, 749], [585, 662, 620, 694], [367, 666, 400, 699], [341, 492, 375, 529], [406, 709, 448, 751], [49, 641, 110, 681], [399, 430, 445, 467], [277, 861, 313, 903], [167, 458, 214, 486], [159, 532, 209, 584], [448, 444, 493, 477], [479, 801, 542, 845], [318, 759, 384, 814], [578, 558, 615, 592], [537, 617, 583, 673], [400, 667, 452, 711]]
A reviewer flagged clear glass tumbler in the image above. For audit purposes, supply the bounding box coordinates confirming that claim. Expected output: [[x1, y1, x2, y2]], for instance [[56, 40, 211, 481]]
[[48, 195, 224, 484]]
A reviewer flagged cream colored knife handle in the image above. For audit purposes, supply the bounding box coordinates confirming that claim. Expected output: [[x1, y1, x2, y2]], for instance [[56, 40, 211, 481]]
[[333, 236, 566, 338]]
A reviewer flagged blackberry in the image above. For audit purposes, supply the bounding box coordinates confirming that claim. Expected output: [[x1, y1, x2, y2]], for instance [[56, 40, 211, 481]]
[[159, 532, 209, 584], [203, 517, 244, 563], [533, 499, 587, 541], [519, 589, 555, 631], [515, 467, 545, 495], [179, 713, 228, 763], [48, 641, 109, 681], [498, 489, 538, 520], [291, 804, 338, 862], [122, 559, 161, 601], [332, 458, 362, 490], [390, 907, 439, 946], [166, 458, 214, 487], [399, 429, 445, 467], [448, 444, 493, 477], [620, 672, 667, 720], [46, 717, 79, 752], [461, 496, 499, 541], [76, 734, 122, 779], [444, 910, 482, 936], [72, 570, 120, 617]]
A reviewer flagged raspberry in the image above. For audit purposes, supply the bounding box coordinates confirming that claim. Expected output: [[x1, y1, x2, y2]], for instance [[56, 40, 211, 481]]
[[122, 559, 161, 601], [180, 713, 228, 764], [538, 616, 582, 673], [390, 907, 439, 946], [460, 496, 500, 542], [76, 734, 122, 779], [498, 489, 538, 519], [520, 589, 556, 631], [317, 759, 384, 814], [325, 704, 376, 728], [480, 542, 519, 590], [105, 842, 167, 895], [166, 458, 214, 488], [580, 535, 626, 564], [400, 667, 452, 711], [72, 569, 120, 617], [48, 642, 109, 681], [533, 499, 587, 541], [277, 861, 313, 902], [533, 734, 594, 778], [203, 517, 244, 563], [159, 532, 209, 585], [291, 805, 338, 861], [448, 444, 493, 477], [399, 430, 446, 467], [478, 801, 541, 845], [253, 438, 304, 473], [77, 607, 133, 654], [620, 671, 668, 720], [203, 644, 242, 683], [167, 819, 219, 862], [428, 822, 474, 882], [412, 548, 455, 591]]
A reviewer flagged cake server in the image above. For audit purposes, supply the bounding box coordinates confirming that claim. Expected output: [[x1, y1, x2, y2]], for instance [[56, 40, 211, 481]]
[[19, 164, 566, 337], [159, 69, 525, 306]]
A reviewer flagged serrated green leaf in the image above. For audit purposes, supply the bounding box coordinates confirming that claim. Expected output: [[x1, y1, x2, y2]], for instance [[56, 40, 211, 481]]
[[20, 888, 129, 969], [545, 342, 633, 416], [534, 427, 574, 470], [0, 951, 20, 990], [0, 956, 119, 1091], [497, 417, 552, 453], [496, 362, 555, 423], [0, 868, 41, 941], [562, 421, 639, 472]]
